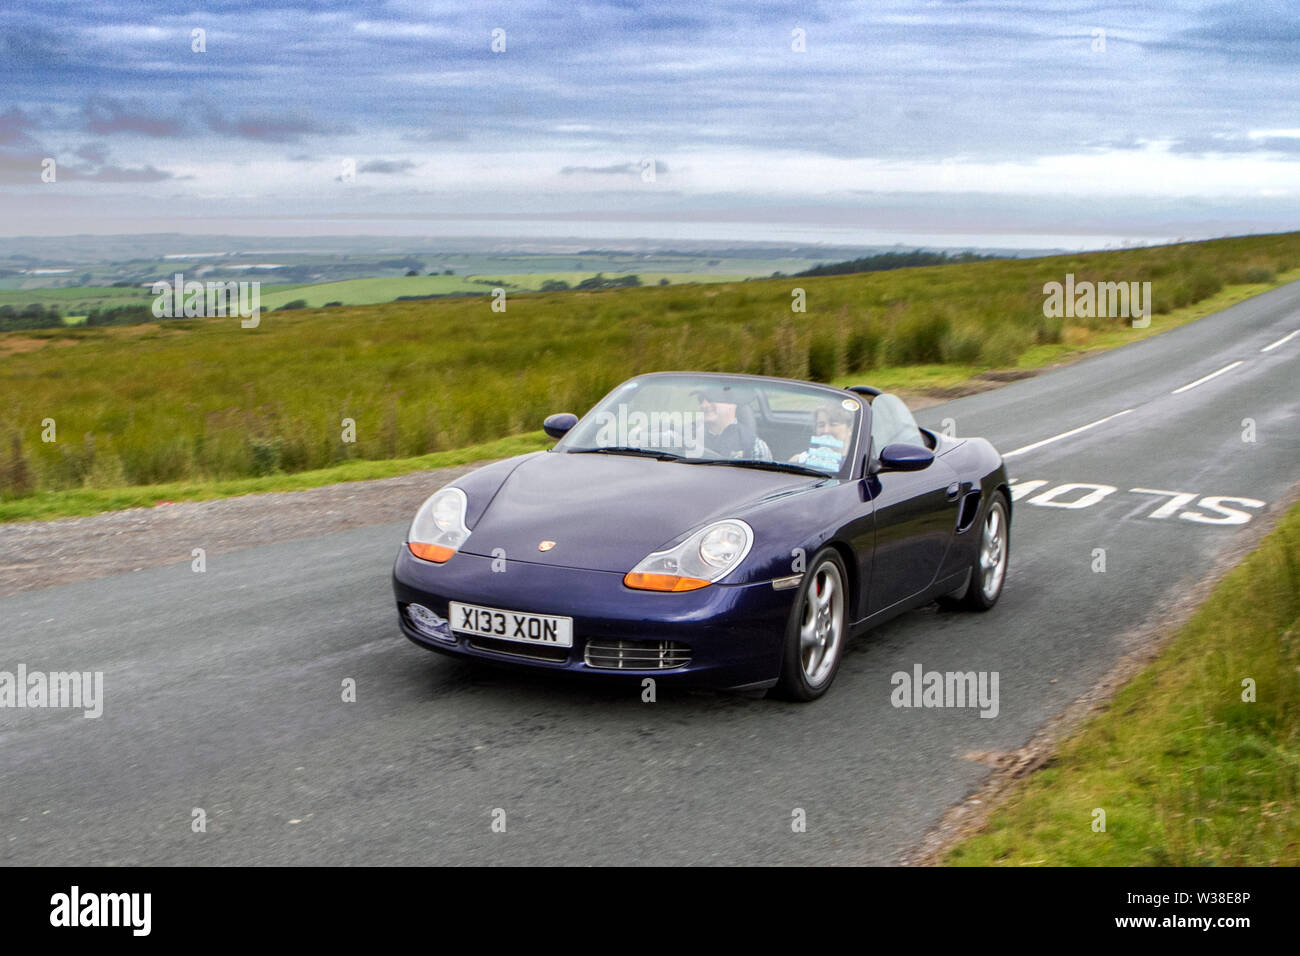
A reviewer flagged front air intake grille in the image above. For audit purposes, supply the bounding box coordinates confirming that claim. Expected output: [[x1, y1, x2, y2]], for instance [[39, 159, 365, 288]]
[[584, 639, 691, 670], [957, 491, 982, 533], [468, 636, 569, 663]]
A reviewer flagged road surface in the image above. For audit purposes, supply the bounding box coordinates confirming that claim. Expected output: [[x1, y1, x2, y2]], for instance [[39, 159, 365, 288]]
[[2, 282, 1297, 865]]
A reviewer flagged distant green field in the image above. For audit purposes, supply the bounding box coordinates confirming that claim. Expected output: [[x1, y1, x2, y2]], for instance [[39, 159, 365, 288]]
[[0, 285, 151, 313], [0, 273, 751, 315], [257, 273, 748, 309], [401, 253, 811, 278], [0, 282, 311, 315], [1, 232, 1296, 498]]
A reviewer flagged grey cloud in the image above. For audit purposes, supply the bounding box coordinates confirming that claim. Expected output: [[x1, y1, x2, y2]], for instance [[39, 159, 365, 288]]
[[0, 146, 178, 184], [80, 95, 343, 144], [0, 150, 50, 184], [75, 141, 111, 164], [560, 160, 669, 176], [0, 107, 41, 148], [0, 27, 65, 68], [74, 163, 178, 182], [1170, 134, 1300, 155], [203, 108, 346, 142], [83, 96, 187, 137], [357, 159, 419, 174]]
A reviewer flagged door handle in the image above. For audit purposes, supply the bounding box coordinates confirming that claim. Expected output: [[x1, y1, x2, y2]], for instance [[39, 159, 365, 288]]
[[946, 482, 960, 500]]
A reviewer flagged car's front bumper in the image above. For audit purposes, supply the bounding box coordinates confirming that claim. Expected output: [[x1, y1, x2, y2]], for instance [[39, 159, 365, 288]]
[[392, 547, 794, 689]]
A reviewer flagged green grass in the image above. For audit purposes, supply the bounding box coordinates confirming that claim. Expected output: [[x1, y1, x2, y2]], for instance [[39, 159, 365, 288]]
[[258, 275, 485, 307], [945, 501, 1300, 867], [0, 284, 152, 314], [0, 282, 314, 316], [0, 285, 147, 301], [256, 273, 749, 309], [0, 274, 752, 316], [2, 231, 1298, 505], [0, 431, 552, 522], [828, 270, 1300, 395]]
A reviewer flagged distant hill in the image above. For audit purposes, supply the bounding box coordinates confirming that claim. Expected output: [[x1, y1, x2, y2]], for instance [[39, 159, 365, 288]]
[[791, 249, 1003, 278]]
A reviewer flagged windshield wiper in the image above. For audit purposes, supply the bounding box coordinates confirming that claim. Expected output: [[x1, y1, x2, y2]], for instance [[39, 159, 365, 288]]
[[567, 446, 688, 461], [682, 458, 831, 478]]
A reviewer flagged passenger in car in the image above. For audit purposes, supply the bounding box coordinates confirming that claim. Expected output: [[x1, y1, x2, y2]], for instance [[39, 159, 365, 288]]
[[790, 401, 853, 472]]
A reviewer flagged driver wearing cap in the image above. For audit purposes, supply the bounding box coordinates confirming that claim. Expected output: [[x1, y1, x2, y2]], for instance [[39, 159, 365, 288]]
[[691, 386, 749, 459]]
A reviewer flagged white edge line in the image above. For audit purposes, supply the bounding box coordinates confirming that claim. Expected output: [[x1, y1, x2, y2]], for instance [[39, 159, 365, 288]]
[[1261, 329, 1299, 352], [1002, 408, 1134, 459], [1170, 360, 1244, 394]]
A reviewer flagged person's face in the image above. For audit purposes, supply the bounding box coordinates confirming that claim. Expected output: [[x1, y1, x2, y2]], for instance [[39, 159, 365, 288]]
[[813, 413, 830, 435], [828, 420, 852, 444], [697, 396, 736, 430]]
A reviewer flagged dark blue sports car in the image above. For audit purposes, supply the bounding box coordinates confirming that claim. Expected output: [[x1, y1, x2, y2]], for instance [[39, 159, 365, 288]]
[[392, 371, 1010, 700]]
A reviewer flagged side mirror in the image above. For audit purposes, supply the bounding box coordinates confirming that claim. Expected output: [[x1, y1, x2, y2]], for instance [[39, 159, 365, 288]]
[[877, 442, 934, 472], [543, 412, 578, 440]]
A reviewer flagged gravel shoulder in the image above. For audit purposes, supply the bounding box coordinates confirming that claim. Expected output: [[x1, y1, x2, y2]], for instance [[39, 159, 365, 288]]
[[0, 463, 489, 598]]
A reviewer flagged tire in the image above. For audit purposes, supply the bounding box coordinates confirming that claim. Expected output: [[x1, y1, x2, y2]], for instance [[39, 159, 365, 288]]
[[942, 490, 1010, 611], [771, 548, 850, 701]]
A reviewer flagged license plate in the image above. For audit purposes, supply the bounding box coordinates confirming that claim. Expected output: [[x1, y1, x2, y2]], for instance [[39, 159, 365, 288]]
[[448, 601, 574, 648]]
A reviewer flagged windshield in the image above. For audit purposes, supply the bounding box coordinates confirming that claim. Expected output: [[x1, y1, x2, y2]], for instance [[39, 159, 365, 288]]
[[556, 373, 863, 479]]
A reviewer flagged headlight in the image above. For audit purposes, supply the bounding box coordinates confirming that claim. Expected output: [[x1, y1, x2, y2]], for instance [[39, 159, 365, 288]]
[[624, 519, 754, 592], [408, 487, 470, 563]]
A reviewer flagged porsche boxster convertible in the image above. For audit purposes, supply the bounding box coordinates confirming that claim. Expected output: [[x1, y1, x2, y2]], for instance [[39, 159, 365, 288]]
[[392, 371, 1010, 700]]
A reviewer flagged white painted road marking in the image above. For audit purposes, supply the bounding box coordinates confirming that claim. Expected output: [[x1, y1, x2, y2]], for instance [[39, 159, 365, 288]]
[[1001, 409, 1134, 459], [1261, 329, 1298, 352], [1025, 482, 1117, 509], [1171, 360, 1243, 394], [1009, 479, 1267, 525]]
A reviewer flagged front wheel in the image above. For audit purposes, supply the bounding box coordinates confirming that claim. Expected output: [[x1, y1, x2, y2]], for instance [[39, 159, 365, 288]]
[[771, 548, 849, 701]]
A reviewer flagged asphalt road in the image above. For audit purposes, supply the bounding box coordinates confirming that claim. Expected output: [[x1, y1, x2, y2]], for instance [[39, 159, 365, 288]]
[[3, 283, 1298, 865]]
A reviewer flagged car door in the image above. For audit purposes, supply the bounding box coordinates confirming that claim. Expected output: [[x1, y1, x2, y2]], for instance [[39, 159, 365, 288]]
[[864, 458, 961, 612], [862, 394, 962, 613]]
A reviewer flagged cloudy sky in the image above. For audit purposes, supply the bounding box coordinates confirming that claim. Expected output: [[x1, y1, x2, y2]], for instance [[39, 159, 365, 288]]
[[2, 0, 1297, 247]]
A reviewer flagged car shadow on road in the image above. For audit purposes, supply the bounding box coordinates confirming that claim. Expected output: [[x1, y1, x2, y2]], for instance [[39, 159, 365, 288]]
[[413, 655, 771, 712]]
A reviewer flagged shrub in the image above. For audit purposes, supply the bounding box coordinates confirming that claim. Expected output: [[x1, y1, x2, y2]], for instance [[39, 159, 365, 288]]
[[940, 325, 984, 364], [807, 333, 841, 382], [0, 434, 34, 498], [886, 308, 949, 365], [1186, 268, 1223, 302], [977, 324, 1026, 367], [846, 324, 882, 372], [249, 437, 284, 476]]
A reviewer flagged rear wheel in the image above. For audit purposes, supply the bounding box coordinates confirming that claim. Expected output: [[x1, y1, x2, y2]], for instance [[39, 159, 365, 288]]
[[772, 549, 849, 701], [941, 491, 1009, 611]]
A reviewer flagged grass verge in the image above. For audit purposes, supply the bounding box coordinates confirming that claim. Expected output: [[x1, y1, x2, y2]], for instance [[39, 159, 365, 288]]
[[944, 501, 1300, 866], [0, 432, 551, 523], [833, 270, 1300, 396]]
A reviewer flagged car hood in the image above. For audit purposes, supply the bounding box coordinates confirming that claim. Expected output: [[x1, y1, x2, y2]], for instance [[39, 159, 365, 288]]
[[460, 450, 823, 572]]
